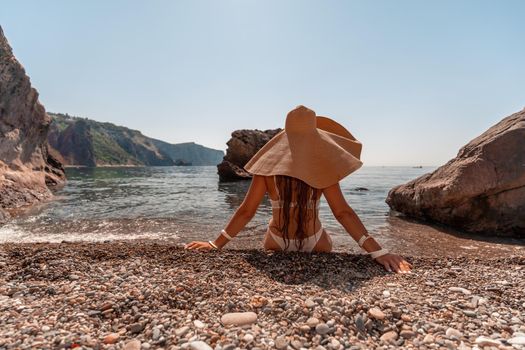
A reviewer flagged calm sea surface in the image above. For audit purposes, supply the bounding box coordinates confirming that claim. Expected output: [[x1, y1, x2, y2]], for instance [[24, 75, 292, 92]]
[[1, 166, 523, 257], [0, 165, 433, 241]]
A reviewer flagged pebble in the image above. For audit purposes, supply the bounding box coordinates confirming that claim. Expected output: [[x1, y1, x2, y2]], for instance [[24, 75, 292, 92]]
[[152, 327, 161, 340], [175, 326, 190, 337], [368, 307, 386, 320], [189, 341, 213, 350], [508, 336, 525, 345], [242, 334, 254, 343], [400, 330, 416, 339], [274, 336, 289, 349], [299, 325, 311, 332], [291, 339, 303, 349], [445, 327, 463, 339], [306, 317, 320, 328], [129, 322, 145, 334], [315, 323, 330, 335], [380, 331, 398, 343], [103, 333, 120, 344], [448, 287, 472, 295], [1, 242, 523, 350], [392, 309, 402, 318], [123, 340, 141, 350], [463, 310, 477, 317], [382, 290, 391, 298], [475, 336, 501, 346], [305, 298, 316, 308], [422, 334, 435, 343], [220, 312, 257, 326], [355, 314, 366, 332], [193, 320, 205, 328]]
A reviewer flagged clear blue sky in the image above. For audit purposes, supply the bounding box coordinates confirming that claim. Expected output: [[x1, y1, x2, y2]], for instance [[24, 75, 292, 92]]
[[1, 0, 524, 166]]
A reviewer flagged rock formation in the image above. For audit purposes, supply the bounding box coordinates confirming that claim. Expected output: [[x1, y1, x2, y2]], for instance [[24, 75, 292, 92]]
[[217, 128, 282, 181], [386, 108, 525, 237], [0, 26, 65, 222]]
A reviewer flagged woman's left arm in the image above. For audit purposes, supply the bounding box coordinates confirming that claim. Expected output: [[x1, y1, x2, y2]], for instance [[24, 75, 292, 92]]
[[184, 174, 267, 250]]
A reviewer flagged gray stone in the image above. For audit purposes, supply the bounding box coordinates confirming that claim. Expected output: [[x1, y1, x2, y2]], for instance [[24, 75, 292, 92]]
[[315, 323, 330, 335], [128, 323, 145, 334], [152, 327, 161, 341], [463, 310, 477, 317]]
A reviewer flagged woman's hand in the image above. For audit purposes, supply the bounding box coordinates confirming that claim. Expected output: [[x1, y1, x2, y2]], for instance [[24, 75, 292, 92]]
[[374, 253, 412, 273], [184, 241, 216, 251]]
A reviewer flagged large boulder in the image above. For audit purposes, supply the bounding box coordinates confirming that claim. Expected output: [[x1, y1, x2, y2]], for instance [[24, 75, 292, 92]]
[[0, 26, 65, 222], [217, 128, 281, 181], [386, 108, 525, 237]]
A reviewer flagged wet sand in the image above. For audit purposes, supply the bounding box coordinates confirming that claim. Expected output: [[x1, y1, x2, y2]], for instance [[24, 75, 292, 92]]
[[205, 215, 525, 259]]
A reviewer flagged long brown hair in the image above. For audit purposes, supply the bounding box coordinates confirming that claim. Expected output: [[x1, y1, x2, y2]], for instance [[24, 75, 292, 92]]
[[274, 175, 320, 251]]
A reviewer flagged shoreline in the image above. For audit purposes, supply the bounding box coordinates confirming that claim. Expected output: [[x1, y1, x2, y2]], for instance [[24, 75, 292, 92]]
[[62, 164, 218, 168], [1, 241, 524, 349]]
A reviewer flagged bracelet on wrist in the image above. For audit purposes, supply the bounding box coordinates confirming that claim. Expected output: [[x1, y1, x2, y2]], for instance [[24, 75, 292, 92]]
[[221, 229, 233, 241], [368, 248, 389, 259], [357, 234, 373, 248], [208, 240, 219, 250]]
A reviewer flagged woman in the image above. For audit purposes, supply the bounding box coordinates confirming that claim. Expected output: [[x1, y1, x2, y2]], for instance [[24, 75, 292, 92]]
[[185, 105, 412, 274]]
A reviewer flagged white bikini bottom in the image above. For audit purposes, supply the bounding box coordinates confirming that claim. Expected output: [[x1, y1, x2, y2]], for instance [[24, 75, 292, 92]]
[[265, 225, 332, 252]]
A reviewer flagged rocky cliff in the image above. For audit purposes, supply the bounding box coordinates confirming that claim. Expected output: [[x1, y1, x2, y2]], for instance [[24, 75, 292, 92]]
[[48, 113, 224, 166], [0, 26, 65, 222], [217, 128, 282, 181], [386, 108, 525, 237], [150, 140, 224, 166]]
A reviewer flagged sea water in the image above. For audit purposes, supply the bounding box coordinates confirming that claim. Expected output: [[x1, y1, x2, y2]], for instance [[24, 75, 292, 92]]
[[0, 166, 434, 242], [2, 165, 523, 256]]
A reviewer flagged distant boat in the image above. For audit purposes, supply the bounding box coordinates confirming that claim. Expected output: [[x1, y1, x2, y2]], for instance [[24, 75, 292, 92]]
[[412, 165, 423, 168]]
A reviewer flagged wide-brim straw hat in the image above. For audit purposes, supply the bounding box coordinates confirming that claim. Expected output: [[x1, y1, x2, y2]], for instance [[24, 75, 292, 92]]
[[243, 105, 363, 189]]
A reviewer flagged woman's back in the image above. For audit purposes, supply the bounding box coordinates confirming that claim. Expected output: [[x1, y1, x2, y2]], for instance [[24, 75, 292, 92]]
[[263, 175, 330, 252]]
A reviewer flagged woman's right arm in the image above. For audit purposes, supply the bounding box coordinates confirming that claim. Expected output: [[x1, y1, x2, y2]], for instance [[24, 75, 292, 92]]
[[322, 182, 412, 273]]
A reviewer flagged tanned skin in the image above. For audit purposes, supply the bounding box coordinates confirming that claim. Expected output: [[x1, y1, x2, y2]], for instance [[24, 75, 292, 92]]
[[185, 174, 413, 274]]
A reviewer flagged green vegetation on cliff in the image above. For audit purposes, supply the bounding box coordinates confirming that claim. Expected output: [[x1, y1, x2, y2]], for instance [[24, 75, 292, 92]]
[[47, 113, 224, 166]]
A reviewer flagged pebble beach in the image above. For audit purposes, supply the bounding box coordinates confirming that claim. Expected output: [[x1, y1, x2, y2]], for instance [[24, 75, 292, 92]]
[[1, 241, 524, 350]]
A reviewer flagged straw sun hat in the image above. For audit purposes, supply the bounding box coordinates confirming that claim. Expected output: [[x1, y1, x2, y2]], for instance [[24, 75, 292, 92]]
[[243, 105, 363, 189]]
